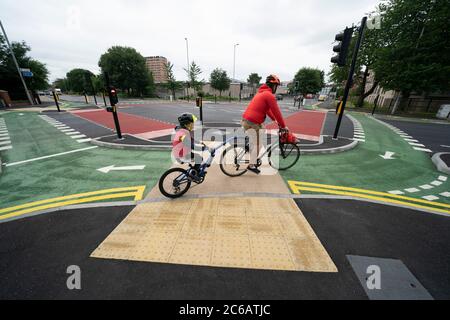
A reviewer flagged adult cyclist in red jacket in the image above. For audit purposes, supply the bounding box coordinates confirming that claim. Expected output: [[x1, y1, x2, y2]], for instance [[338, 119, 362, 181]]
[[241, 74, 287, 174]]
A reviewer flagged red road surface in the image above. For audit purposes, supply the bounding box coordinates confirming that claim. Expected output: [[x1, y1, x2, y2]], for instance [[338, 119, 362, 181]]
[[267, 110, 327, 138], [72, 109, 174, 134]]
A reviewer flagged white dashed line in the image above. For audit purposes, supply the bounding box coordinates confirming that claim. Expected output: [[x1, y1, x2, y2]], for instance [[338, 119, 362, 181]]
[[440, 192, 450, 197], [420, 184, 433, 190], [413, 147, 432, 153], [405, 188, 420, 193], [408, 142, 426, 147], [430, 181, 443, 187], [71, 135, 87, 139], [422, 195, 439, 201], [438, 176, 447, 182], [389, 190, 404, 195]]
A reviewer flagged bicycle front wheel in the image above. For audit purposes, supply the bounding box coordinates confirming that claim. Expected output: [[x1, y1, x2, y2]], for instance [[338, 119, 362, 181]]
[[268, 142, 300, 171], [159, 168, 191, 198], [220, 145, 249, 177]]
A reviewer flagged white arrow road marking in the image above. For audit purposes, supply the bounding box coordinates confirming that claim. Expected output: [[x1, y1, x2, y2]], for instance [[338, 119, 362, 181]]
[[97, 165, 146, 174], [380, 151, 396, 160]]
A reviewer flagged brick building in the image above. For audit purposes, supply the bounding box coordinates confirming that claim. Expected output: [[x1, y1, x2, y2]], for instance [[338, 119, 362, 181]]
[[145, 56, 169, 84]]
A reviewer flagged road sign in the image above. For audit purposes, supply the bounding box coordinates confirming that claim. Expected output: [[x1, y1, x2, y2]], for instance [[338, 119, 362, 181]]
[[21, 71, 33, 77]]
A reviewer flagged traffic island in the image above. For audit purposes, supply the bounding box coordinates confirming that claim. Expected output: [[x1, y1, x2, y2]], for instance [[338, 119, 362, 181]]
[[91, 131, 358, 155]]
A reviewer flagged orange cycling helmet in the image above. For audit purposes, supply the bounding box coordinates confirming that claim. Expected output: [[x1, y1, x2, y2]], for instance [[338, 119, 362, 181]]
[[266, 74, 281, 86]]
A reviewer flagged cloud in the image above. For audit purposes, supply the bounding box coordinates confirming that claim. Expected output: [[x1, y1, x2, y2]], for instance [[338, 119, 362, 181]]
[[0, 0, 379, 83]]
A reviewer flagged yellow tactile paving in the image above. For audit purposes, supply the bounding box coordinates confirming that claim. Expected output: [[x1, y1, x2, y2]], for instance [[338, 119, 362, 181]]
[[91, 197, 337, 272]]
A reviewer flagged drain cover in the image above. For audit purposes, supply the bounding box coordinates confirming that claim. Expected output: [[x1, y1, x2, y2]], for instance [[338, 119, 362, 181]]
[[347, 255, 433, 300]]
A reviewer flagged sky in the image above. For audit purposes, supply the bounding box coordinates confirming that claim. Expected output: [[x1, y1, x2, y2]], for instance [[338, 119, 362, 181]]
[[0, 0, 380, 83]]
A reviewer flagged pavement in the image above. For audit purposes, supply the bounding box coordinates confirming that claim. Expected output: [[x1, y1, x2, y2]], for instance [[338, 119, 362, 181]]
[[1, 198, 449, 299]]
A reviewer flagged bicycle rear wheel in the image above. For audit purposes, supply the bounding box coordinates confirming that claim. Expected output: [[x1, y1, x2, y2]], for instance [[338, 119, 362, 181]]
[[220, 145, 249, 177], [159, 168, 191, 198], [268, 142, 300, 171]]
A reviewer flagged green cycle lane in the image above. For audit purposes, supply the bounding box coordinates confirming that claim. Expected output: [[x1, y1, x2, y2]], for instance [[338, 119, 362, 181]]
[[280, 112, 450, 211], [0, 112, 171, 220]]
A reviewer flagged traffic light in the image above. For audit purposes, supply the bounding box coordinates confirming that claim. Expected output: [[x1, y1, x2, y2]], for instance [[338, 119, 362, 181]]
[[331, 27, 353, 67], [108, 86, 119, 106]]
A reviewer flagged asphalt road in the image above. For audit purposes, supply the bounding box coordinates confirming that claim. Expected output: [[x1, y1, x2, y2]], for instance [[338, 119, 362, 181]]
[[118, 101, 304, 128], [1, 199, 448, 299], [382, 119, 450, 154]]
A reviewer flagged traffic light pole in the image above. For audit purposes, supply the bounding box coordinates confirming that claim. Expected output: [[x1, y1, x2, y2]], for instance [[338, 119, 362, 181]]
[[104, 72, 123, 139], [333, 17, 367, 140], [52, 90, 61, 112]]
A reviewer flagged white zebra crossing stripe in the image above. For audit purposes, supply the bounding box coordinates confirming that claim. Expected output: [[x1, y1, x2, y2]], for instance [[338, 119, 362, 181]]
[[0, 145, 12, 151], [71, 134, 87, 139], [65, 131, 81, 136], [413, 147, 432, 152], [77, 138, 92, 143], [438, 176, 447, 182], [440, 192, 450, 197], [0, 140, 11, 146], [431, 181, 443, 186], [420, 184, 433, 190], [0, 136, 10, 141]]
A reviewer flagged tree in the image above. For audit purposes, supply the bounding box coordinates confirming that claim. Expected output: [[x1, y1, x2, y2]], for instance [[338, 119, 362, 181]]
[[66, 69, 94, 94], [164, 62, 183, 99], [184, 61, 203, 93], [293, 67, 325, 96], [210, 68, 231, 96], [0, 35, 49, 99], [247, 73, 262, 94], [98, 46, 151, 97], [372, 0, 450, 111]]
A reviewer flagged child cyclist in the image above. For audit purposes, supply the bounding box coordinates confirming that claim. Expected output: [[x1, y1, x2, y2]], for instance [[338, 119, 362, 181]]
[[172, 113, 207, 181]]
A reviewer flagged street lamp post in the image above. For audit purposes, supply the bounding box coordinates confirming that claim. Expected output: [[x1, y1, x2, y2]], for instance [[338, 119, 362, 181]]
[[185, 37, 190, 101], [233, 43, 239, 80], [0, 19, 34, 105]]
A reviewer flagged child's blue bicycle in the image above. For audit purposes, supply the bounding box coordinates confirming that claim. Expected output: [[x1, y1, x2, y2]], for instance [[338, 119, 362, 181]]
[[158, 128, 300, 198]]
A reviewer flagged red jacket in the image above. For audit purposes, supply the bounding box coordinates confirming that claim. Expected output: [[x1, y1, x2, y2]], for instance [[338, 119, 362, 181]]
[[243, 84, 286, 128]]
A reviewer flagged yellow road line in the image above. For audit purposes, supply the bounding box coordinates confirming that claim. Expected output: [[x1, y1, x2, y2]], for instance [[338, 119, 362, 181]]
[[134, 186, 146, 201], [289, 181, 450, 209], [0, 186, 145, 215], [0, 192, 138, 221], [291, 186, 450, 215]]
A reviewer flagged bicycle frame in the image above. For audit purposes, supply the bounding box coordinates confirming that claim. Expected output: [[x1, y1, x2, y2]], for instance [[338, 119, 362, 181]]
[[172, 129, 293, 184]]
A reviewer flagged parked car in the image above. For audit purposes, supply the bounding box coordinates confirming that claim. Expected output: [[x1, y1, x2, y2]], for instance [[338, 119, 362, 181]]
[[318, 95, 328, 101], [276, 94, 283, 101]]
